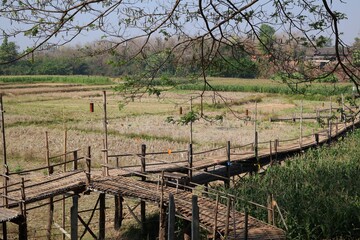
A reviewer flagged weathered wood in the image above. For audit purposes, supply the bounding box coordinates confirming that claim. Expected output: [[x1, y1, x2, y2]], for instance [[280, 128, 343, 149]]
[[191, 195, 199, 240], [78, 214, 97, 239], [19, 178, 27, 240], [70, 195, 78, 240], [225, 141, 230, 188], [188, 143, 193, 182], [72, 150, 78, 171], [141, 144, 147, 237], [244, 209, 248, 240], [267, 194, 273, 225], [159, 171, 165, 240], [103, 91, 109, 177], [54, 222, 70, 239], [212, 194, 219, 239], [86, 146, 91, 186], [114, 195, 123, 230], [99, 193, 106, 240], [45, 131, 53, 175], [168, 193, 175, 240], [46, 197, 54, 240], [224, 197, 231, 238]]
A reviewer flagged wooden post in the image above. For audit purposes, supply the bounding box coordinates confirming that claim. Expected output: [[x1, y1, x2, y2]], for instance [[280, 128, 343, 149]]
[[188, 143, 193, 182], [114, 195, 123, 230], [45, 131, 52, 175], [274, 139, 278, 163], [103, 91, 109, 177], [99, 193, 106, 240], [86, 146, 91, 186], [46, 197, 54, 240], [140, 144, 146, 237], [314, 133, 319, 146], [212, 194, 219, 239], [19, 178, 27, 240], [225, 141, 231, 188], [224, 197, 231, 238], [267, 194, 273, 225], [1, 94, 8, 240], [45, 132, 53, 240], [190, 97, 193, 144], [244, 209, 248, 240], [70, 195, 79, 240], [72, 150, 78, 171], [62, 129, 67, 240], [254, 131, 259, 172], [168, 193, 175, 240], [191, 195, 199, 240], [159, 171, 165, 240]]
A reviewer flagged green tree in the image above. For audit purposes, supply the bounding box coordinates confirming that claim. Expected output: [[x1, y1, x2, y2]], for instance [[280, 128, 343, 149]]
[[258, 24, 276, 55], [0, 33, 18, 63]]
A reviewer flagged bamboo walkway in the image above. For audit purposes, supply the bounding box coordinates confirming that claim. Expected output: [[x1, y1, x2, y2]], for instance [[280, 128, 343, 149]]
[[90, 175, 285, 239], [0, 114, 359, 239]]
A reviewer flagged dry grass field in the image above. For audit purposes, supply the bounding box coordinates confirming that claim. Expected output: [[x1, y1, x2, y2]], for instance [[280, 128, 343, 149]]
[[0, 79, 339, 239]]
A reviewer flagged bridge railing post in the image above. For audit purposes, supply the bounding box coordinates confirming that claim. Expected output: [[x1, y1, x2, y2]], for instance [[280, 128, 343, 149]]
[[191, 195, 199, 240], [188, 143, 193, 182], [72, 150, 78, 171], [86, 146, 91, 185], [225, 141, 230, 188], [140, 144, 146, 237]]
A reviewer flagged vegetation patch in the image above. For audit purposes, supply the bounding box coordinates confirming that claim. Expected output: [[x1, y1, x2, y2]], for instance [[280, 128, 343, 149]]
[[0, 75, 113, 85], [223, 130, 360, 239]]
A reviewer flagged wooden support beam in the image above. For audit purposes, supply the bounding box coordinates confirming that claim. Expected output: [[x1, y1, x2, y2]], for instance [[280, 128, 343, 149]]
[[188, 143, 193, 182], [78, 215, 97, 239], [168, 193, 175, 240], [71, 195, 79, 240], [191, 195, 199, 240], [19, 178, 27, 240], [114, 195, 123, 230], [244, 209, 248, 240], [141, 144, 147, 238], [225, 197, 231, 238], [225, 141, 230, 188], [212, 195, 219, 239], [98, 193, 106, 240], [159, 171, 165, 240], [54, 222, 70, 239], [46, 197, 54, 240]]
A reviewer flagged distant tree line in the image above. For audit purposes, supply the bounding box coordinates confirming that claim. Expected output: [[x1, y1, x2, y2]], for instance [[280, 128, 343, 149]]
[[0, 35, 259, 78]]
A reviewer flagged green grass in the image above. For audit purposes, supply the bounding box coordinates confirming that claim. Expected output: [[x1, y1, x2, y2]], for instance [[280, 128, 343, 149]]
[[176, 77, 353, 97], [223, 129, 360, 239], [0, 75, 113, 85]]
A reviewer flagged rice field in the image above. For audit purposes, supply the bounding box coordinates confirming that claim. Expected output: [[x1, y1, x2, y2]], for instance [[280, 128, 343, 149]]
[[0, 76, 357, 239]]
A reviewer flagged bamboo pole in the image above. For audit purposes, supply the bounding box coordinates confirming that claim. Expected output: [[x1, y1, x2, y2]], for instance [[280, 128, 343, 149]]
[[103, 91, 109, 177], [168, 193, 175, 240], [191, 195, 199, 240], [212, 194, 219, 239], [99, 193, 106, 240], [45, 132, 53, 240], [159, 171, 165, 240], [141, 144, 146, 237], [1, 95, 8, 240], [70, 195, 78, 240], [62, 129, 67, 240]]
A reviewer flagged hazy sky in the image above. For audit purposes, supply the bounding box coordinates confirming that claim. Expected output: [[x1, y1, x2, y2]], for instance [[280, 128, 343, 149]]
[[1, 1, 360, 49]]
